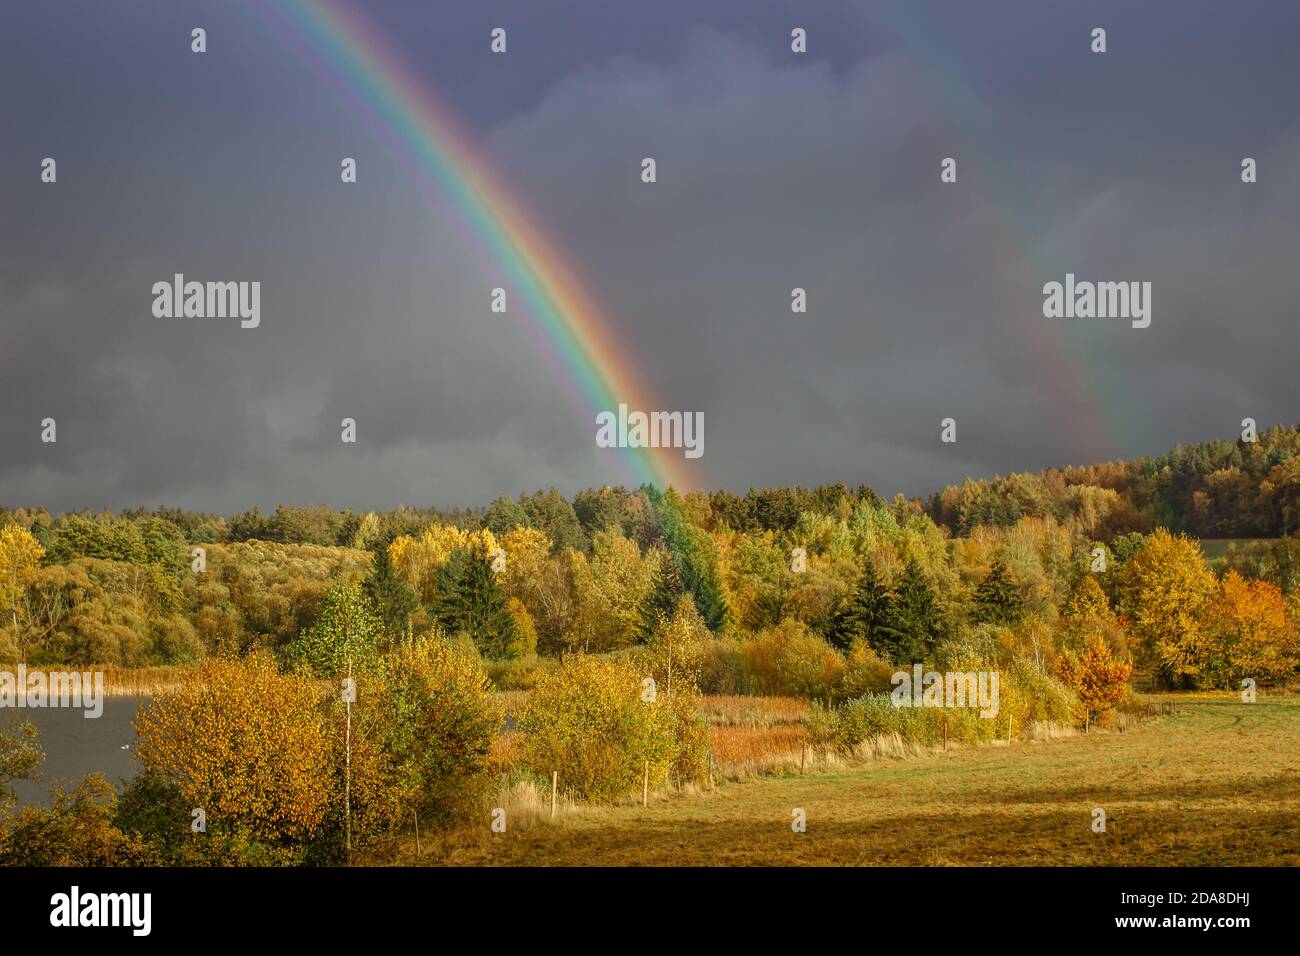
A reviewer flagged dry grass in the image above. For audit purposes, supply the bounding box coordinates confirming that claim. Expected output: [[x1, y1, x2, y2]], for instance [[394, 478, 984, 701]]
[[495, 690, 530, 722], [7, 665, 188, 696], [701, 695, 809, 726], [708, 724, 810, 777]]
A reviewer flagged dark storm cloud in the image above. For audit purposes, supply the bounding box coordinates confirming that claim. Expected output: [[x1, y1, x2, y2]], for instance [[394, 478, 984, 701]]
[[1, 1, 1297, 513]]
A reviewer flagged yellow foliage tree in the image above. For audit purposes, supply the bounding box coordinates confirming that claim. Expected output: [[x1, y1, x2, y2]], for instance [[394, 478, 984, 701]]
[[1119, 529, 1216, 685], [0, 525, 44, 658], [387, 525, 467, 603], [503, 596, 538, 658], [571, 530, 659, 652], [388, 525, 499, 606], [497, 526, 553, 627], [1058, 574, 1126, 657]]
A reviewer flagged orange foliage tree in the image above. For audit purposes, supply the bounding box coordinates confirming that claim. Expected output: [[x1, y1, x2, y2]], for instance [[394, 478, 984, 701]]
[[1053, 634, 1132, 730], [1207, 570, 1299, 686]]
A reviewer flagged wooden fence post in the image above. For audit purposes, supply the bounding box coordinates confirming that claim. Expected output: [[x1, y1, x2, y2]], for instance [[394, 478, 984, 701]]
[[551, 770, 558, 819], [643, 761, 649, 807]]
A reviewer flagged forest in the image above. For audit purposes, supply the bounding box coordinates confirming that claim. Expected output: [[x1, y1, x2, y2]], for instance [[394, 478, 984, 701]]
[[1, 425, 1299, 692]]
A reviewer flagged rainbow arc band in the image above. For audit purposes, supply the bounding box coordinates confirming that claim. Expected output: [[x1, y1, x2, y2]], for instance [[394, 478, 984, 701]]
[[277, 0, 696, 491]]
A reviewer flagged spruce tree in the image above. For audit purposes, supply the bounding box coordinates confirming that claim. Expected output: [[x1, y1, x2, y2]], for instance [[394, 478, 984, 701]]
[[483, 494, 531, 537], [877, 558, 939, 664], [363, 546, 420, 646], [973, 557, 1024, 625], [830, 560, 891, 651], [433, 548, 517, 659], [639, 552, 684, 640]]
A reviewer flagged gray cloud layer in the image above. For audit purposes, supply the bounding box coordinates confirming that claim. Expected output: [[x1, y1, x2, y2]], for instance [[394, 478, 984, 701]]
[[2, 1, 1297, 513]]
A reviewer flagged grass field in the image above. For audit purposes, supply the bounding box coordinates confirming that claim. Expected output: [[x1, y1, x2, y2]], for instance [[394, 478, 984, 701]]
[[1199, 538, 1274, 563], [415, 693, 1300, 866]]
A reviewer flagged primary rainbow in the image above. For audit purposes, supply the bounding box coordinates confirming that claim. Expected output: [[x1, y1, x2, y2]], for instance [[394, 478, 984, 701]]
[[273, 0, 694, 492]]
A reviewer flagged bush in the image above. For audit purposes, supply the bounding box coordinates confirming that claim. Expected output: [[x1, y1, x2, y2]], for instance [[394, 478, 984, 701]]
[[806, 655, 1078, 755], [518, 654, 680, 802], [134, 655, 332, 844], [746, 619, 845, 698], [839, 639, 896, 699], [698, 636, 758, 695], [114, 771, 299, 866], [1001, 658, 1078, 730], [372, 636, 504, 827], [485, 653, 556, 691], [0, 774, 154, 866]]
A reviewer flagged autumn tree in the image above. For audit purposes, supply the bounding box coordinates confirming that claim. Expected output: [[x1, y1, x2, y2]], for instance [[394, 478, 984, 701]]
[[387, 525, 475, 604], [519, 654, 678, 802], [642, 594, 708, 698], [1118, 529, 1216, 687], [570, 530, 659, 652], [0, 525, 44, 660], [284, 581, 383, 677], [373, 637, 504, 826], [0, 722, 42, 813], [1206, 571, 1298, 685], [503, 597, 538, 658], [1054, 634, 1132, 730], [723, 531, 788, 633], [1058, 574, 1124, 655]]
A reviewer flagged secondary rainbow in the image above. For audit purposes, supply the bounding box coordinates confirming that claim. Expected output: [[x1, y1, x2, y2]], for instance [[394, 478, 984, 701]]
[[274, 0, 695, 491]]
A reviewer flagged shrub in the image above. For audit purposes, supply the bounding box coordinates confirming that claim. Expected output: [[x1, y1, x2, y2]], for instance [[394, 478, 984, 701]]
[[997, 659, 1078, 732], [518, 654, 678, 802], [485, 652, 557, 691], [134, 655, 332, 844], [1052, 635, 1131, 728], [0, 774, 154, 866], [372, 636, 504, 827], [698, 636, 758, 695], [114, 770, 299, 866], [665, 689, 710, 786], [746, 619, 845, 698], [839, 639, 896, 699]]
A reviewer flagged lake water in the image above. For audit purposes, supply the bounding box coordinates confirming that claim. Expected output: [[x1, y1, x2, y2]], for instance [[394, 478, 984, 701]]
[[1, 697, 145, 806]]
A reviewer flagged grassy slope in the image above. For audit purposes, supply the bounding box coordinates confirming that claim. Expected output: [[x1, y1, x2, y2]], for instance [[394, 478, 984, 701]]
[[424, 694, 1300, 866]]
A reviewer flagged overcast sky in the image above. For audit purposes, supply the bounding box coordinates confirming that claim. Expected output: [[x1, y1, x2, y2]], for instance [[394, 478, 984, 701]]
[[2, 0, 1298, 515]]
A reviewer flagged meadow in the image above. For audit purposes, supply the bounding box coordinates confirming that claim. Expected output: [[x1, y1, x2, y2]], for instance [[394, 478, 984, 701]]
[[411, 692, 1300, 866]]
